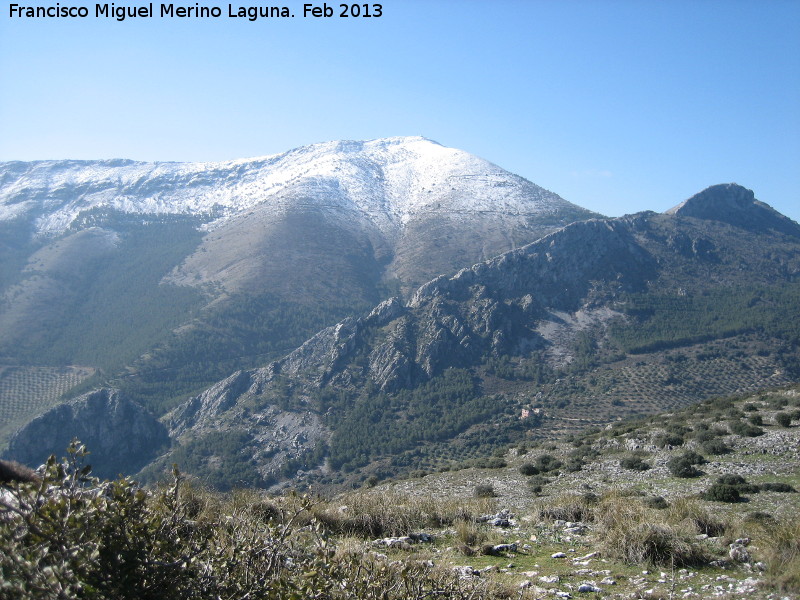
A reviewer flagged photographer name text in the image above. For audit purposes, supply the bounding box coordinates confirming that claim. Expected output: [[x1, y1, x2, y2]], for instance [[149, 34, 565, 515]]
[[8, 2, 383, 21]]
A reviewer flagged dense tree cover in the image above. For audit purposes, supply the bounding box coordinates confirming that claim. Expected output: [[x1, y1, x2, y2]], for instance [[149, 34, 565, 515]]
[[149, 430, 269, 491], [323, 369, 505, 472], [611, 282, 800, 356], [484, 352, 556, 383], [117, 293, 370, 414]]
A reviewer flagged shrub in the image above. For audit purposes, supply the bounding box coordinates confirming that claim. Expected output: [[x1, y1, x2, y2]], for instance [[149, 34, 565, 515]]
[[518, 462, 539, 476], [713, 474, 760, 494], [701, 438, 731, 455], [681, 450, 707, 465], [570, 446, 599, 460], [716, 474, 746, 486], [701, 483, 741, 503], [474, 484, 496, 498], [775, 412, 792, 428], [472, 457, 507, 469], [729, 419, 765, 437], [748, 414, 764, 426], [760, 482, 797, 493], [620, 455, 652, 471], [693, 429, 715, 443], [0, 442, 532, 600], [528, 474, 547, 494], [534, 454, 562, 473], [654, 433, 684, 448], [744, 511, 776, 525], [564, 457, 584, 472], [643, 496, 669, 510], [768, 396, 789, 409], [667, 453, 704, 478]]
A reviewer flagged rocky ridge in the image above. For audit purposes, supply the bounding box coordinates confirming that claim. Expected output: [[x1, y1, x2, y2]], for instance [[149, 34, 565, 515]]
[[5, 183, 800, 488]]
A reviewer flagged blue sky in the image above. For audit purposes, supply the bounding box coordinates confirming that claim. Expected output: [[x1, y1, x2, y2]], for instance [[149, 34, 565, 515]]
[[1, 0, 798, 221]]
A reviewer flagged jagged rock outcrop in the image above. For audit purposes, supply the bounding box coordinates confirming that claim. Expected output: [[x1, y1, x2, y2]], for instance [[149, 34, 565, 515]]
[[4, 389, 169, 479], [165, 370, 255, 437]]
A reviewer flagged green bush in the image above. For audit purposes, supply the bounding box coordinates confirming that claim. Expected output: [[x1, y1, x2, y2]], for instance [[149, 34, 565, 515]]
[[775, 412, 792, 428], [472, 457, 507, 469], [534, 454, 562, 473], [518, 462, 539, 476], [768, 396, 789, 409], [667, 452, 705, 478], [620, 455, 652, 471], [564, 457, 585, 472], [0, 441, 511, 600], [473, 484, 496, 498], [760, 482, 797, 493], [701, 439, 731, 455], [729, 419, 765, 437], [714, 474, 760, 494], [701, 483, 741, 503], [653, 433, 684, 448]]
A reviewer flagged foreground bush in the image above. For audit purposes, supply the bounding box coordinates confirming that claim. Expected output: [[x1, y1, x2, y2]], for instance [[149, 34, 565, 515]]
[[0, 442, 510, 600]]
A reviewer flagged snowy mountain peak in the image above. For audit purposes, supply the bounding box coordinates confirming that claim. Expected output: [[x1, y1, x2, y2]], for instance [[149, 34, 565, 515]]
[[0, 137, 579, 236]]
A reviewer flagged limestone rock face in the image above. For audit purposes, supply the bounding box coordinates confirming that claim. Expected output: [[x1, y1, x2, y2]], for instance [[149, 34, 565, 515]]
[[5, 388, 169, 479], [165, 370, 254, 437]]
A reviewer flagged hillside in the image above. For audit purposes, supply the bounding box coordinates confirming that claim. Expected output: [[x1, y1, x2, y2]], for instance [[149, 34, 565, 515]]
[[0, 137, 598, 438], [3, 386, 799, 599], [6, 182, 798, 488], [133, 184, 800, 489]]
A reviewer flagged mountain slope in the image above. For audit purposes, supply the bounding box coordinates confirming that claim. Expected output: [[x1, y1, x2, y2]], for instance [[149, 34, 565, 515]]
[[1, 137, 594, 296], [0, 137, 598, 418], [10, 183, 796, 488]]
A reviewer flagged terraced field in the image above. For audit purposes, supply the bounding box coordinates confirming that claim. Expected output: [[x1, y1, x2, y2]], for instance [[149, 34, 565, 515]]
[[522, 335, 794, 439], [0, 365, 95, 448]]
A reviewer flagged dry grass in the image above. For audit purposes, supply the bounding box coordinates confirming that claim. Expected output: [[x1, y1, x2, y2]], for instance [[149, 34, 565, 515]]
[[666, 497, 727, 537], [309, 490, 497, 538], [532, 492, 596, 523], [594, 493, 710, 566]]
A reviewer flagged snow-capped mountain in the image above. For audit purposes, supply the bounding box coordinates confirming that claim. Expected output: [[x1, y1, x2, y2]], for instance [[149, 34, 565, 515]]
[[0, 137, 597, 415], [0, 136, 583, 238]]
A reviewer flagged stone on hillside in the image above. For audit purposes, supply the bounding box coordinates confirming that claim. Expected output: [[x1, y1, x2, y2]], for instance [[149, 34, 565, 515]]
[[729, 542, 751, 564], [488, 543, 517, 555], [452, 565, 480, 578]]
